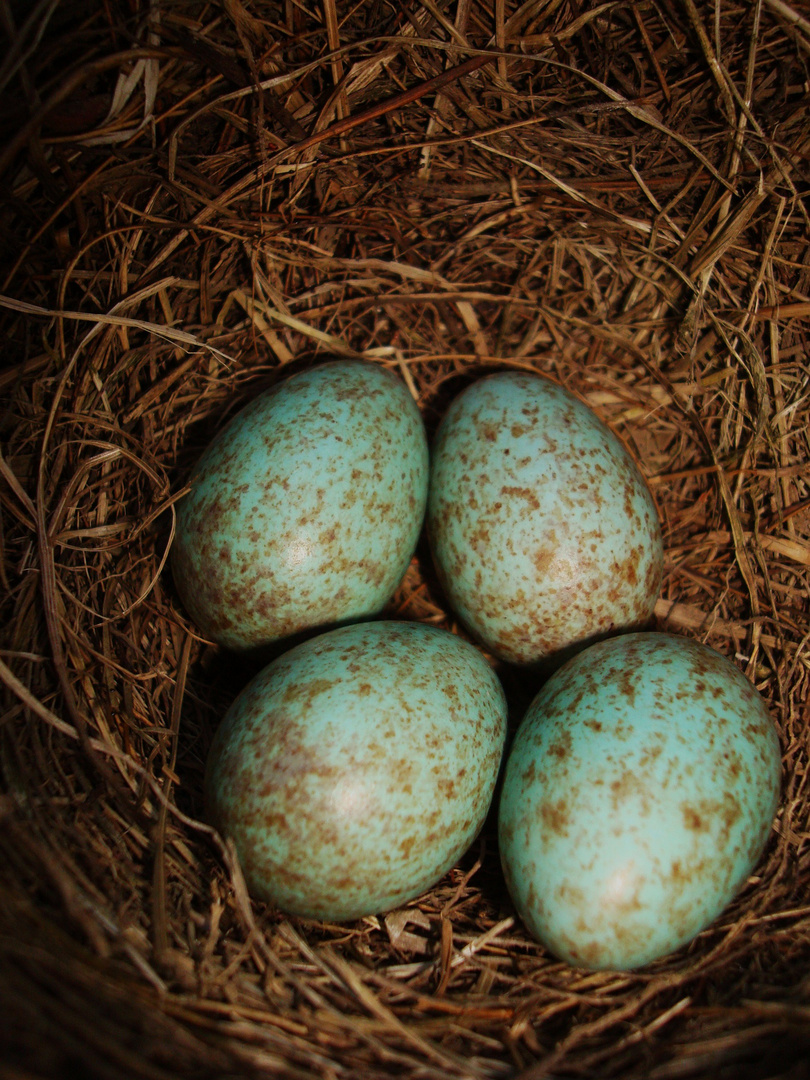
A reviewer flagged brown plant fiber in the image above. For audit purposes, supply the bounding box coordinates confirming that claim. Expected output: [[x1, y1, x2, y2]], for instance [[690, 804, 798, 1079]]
[[1, 1, 809, 1077]]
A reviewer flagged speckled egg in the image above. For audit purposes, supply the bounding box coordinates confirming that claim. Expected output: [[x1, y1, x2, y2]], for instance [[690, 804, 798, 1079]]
[[172, 361, 429, 651], [498, 632, 781, 970], [427, 372, 663, 665], [204, 620, 507, 921]]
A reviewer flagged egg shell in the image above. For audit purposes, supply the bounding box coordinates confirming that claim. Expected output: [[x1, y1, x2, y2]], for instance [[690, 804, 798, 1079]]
[[172, 361, 429, 651], [427, 372, 663, 665], [498, 632, 781, 970], [204, 620, 508, 921]]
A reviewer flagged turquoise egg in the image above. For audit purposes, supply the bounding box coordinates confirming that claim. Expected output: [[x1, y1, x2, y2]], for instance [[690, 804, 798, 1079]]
[[427, 372, 663, 665], [204, 620, 507, 921], [498, 632, 781, 970], [172, 361, 428, 651]]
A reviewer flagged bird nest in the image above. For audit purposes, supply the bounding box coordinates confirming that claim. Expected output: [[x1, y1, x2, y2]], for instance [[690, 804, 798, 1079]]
[[1, 1, 809, 1077]]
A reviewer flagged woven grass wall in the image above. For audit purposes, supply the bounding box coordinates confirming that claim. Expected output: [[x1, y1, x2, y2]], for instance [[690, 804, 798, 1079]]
[[1, 1, 809, 1077]]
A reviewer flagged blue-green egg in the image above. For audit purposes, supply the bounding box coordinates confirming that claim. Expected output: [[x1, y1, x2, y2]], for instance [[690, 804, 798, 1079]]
[[172, 361, 428, 651], [498, 632, 781, 970], [204, 620, 507, 921], [427, 372, 663, 665]]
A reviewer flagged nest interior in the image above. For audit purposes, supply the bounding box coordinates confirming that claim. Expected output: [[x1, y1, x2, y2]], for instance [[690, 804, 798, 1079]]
[[1, 1, 809, 1077]]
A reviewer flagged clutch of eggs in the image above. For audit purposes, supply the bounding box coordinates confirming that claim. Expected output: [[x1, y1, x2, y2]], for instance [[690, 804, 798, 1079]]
[[172, 360, 429, 651], [179, 361, 780, 961]]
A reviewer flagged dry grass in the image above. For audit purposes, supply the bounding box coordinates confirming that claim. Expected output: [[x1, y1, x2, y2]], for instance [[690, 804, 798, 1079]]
[[1, 0, 809, 1077]]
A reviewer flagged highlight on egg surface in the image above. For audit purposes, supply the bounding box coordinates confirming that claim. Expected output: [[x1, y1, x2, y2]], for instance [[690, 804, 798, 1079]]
[[498, 632, 782, 971], [204, 620, 508, 922], [426, 371, 663, 666], [172, 360, 429, 651]]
